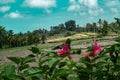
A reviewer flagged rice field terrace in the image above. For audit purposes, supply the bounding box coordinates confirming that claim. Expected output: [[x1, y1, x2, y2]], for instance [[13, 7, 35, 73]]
[[0, 34, 118, 65]]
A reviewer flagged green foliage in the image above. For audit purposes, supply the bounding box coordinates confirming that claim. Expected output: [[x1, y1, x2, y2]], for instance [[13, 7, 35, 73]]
[[64, 32, 72, 37], [1, 36, 120, 80], [29, 46, 40, 54], [66, 60, 76, 69], [65, 20, 76, 31], [65, 38, 71, 45], [41, 33, 46, 44], [51, 69, 75, 79], [48, 57, 61, 68]]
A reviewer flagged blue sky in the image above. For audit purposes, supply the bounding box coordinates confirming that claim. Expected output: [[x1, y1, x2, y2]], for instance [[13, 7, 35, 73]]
[[0, 0, 120, 33]]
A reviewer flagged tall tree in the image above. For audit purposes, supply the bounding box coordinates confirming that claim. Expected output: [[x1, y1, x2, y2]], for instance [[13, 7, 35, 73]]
[[114, 17, 120, 25], [7, 30, 14, 47], [65, 20, 76, 31], [97, 19, 103, 33], [98, 19, 103, 27], [86, 23, 92, 32], [0, 26, 6, 48], [101, 20, 109, 36], [27, 31, 34, 45], [92, 22, 97, 33], [41, 32, 46, 44], [59, 24, 65, 30], [111, 17, 120, 34]]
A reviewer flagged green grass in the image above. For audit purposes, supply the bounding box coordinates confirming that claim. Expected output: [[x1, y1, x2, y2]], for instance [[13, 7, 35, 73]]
[[0, 45, 32, 54], [0, 42, 61, 54]]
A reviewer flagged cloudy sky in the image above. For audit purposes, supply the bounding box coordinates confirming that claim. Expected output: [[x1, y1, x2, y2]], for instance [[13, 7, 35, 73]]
[[0, 0, 120, 33]]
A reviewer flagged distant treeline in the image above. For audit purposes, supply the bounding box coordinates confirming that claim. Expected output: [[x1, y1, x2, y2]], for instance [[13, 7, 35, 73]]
[[0, 18, 120, 49]]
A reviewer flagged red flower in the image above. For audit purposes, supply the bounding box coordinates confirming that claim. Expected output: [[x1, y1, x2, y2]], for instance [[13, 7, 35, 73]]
[[84, 51, 91, 59], [57, 43, 72, 60], [93, 40, 101, 56], [84, 40, 101, 59]]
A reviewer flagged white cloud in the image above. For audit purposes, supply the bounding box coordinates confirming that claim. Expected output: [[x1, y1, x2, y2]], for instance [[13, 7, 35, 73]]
[[88, 9, 98, 16], [79, 0, 98, 8], [0, 0, 15, 4], [68, 4, 80, 11], [110, 8, 118, 13], [4, 11, 23, 19], [23, 0, 56, 8], [68, 0, 103, 17], [80, 12, 86, 16], [69, 0, 76, 4], [79, 0, 104, 16], [106, 0, 120, 7], [45, 9, 51, 13], [0, 6, 10, 12], [68, 0, 80, 11], [88, 8, 103, 16], [106, 0, 120, 14]]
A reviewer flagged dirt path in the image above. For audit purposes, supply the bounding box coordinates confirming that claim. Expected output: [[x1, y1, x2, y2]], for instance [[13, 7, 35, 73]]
[[0, 50, 32, 65]]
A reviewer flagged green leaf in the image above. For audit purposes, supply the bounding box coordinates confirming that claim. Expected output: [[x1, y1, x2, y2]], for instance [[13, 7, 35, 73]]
[[7, 74, 20, 80], [115, 37, 120, 43], [95, 62, 108, 68], [66, 60, 76, 69], [48, 57, 61, 68], [0, 64, 5, 71], [94, 56, 108, 63], [76, 63, 86, 69], [23, 67, 41, 77], [29, 47, 40, 54], [52, 69, 75, 79], [58, 62, 66, 68], [7, 57, 22, 64], [39, 57, 50, 66], [41, 65, 49, 73], [117, 57, 120, 63], [28, 54, 35, 57], [23, 56, 36, 64], [48, 57, 62, 75], [4, 65, 16, 76], [19, 64, 29, 71], [67, 76, 80, 80]]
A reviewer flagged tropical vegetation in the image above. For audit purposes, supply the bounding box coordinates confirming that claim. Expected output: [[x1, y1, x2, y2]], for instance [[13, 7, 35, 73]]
[[0, 17, 120, 80]]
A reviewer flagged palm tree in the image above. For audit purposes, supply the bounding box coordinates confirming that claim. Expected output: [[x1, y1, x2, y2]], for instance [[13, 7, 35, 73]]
[[41, 33, 46, 44], [0, 26, 6, 48], [7, 30, 14, 47], [101, 20, 109, 36], [98, 19, 103, 27], [92, 22, 97, 33], [27, 31, 34, 45], [86, 23, 92, 32]]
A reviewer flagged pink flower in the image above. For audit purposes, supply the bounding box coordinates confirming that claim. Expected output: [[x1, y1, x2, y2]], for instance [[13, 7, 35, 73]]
[[57, 43, 72, 60], [84, 40, 102, 59], [93, 40, 101, 56], [57, 43, 70, 56], [84, 51, 91, 59]]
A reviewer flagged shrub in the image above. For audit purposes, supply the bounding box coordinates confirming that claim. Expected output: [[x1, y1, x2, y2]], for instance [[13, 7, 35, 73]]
[[0, 37, 120, 80]]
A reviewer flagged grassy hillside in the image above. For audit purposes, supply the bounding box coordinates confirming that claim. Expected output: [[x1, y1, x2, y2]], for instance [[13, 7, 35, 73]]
[[47, 32, 98, 43]]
